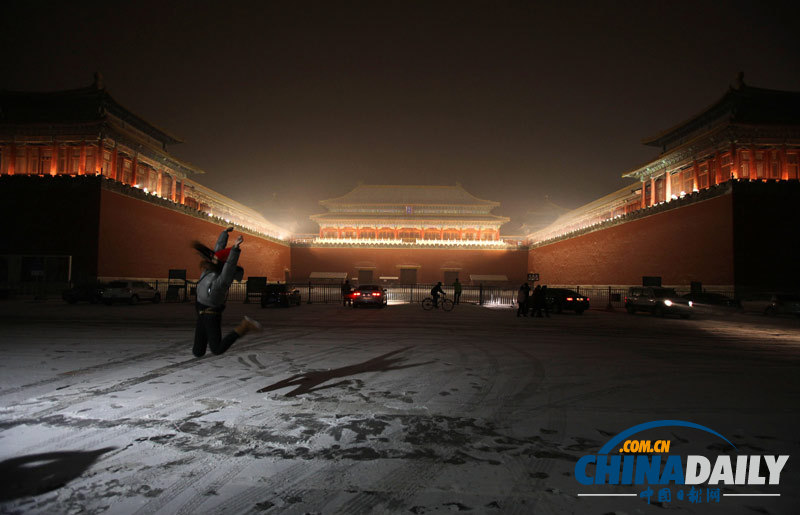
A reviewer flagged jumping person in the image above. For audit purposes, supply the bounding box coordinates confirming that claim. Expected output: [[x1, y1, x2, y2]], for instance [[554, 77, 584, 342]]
[[192, 227, 262, 357]]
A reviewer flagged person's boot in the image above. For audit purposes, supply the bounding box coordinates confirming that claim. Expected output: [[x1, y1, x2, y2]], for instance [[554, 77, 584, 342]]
[[235, 316, 263, 337]]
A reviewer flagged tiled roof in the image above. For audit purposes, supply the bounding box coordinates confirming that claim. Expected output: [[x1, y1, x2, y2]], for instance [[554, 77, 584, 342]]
[[310, 212, 510, 224], [642, 81, 800, 149], [320, 184, 500, 207], [0, 80, 183, 146]]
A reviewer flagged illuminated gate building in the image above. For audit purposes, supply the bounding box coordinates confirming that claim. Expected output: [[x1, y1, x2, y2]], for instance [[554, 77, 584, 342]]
[[526, 76, 800, 292]]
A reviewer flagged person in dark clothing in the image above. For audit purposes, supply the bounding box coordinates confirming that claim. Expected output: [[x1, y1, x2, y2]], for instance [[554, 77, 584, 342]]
[[531, 285, 551, 318], [192, 228, 262, 357], [530, 285, 543, 317], [453, 278, 462, 304], [341, 279, 352, 306], [517, 282, 531, 317], [540, 285, 551, 317], [431, 281, 445, 308]]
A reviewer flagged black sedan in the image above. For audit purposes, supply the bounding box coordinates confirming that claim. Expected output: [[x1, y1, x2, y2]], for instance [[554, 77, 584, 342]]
[[351, 285, 388, 308], [62, 283, 106, 304], [545, 288, 590, 314], [260, 284, 301, 307]]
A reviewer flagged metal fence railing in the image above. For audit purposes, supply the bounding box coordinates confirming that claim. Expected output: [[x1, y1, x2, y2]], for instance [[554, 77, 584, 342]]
[[0, 280, 740, 309]]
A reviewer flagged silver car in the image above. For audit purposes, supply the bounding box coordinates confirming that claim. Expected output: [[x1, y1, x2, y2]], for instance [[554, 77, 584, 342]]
[[102, 280, 161, 305], [625, 287, 693, 318]]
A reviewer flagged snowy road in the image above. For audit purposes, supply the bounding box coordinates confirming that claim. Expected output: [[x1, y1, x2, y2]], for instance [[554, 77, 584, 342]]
[[1, 300, 799, 514]]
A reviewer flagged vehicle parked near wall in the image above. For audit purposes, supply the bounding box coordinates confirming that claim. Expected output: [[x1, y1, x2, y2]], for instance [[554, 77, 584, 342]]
[[102, 281, 161, 305], [545, 288, 590, 314], [625, 286, 692, 318], [260, 284, 302, 307], [740, 293, 800, 316], [62, 282, 107, 304]]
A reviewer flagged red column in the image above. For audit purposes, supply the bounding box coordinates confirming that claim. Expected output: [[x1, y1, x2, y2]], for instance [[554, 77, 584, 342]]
[[439, 228, 444, 239], [641, 181, 646, 208], [781, 146, 788, 180], [51, 143, 58, 175], [156, 170, 163, 196], [393, 228, 399, 239], [110, 148, 118, 180], [750, 146, 756, 180], [692, 160, 699, 191], [78, 143, 86, 175], [337, 227, 342, 239], [730, 143, 737, 179], [132, 154, 138, 186], [5, 144, 15, 174], [665, 172, 672, 201], [649, 177, 655, 206]]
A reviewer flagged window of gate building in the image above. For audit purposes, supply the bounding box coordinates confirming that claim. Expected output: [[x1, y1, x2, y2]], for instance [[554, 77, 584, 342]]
[[398, 229, 420, 239], [342, 228, 357, 238], [754, 151, 765, 178], [655, 176, 665, 202], [400, 268, 417, 284], [360, 229, 376, 239], [442, 230, 459, 240], [378, 229, 394, 239], [681, 168, 693, 193], [719, 154, 732, 181], [698, 162, 709, 189], [788, 153, 799, 179], [770, 150, 781, 178], [740, 150, 750, 178]]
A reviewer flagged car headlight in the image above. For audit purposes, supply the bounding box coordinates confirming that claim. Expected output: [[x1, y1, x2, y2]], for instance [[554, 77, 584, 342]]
[[664, 300, 673, 307], [688, 301, 693, 307]]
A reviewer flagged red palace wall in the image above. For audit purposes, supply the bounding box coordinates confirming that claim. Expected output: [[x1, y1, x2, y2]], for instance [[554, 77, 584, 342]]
[[97, 189, 291, 281], [291, 246, 528, 284], [528, 193, 735, 286]]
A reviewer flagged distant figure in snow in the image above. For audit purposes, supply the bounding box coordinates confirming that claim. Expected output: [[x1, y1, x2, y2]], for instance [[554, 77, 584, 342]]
[[341, 279, 352, 306], [517, 282, 530, 317], [191, 227, 262, 357], [453, 277, 462, 304]]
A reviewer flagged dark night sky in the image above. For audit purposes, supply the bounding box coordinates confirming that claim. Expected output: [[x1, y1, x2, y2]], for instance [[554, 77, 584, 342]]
[[3, 1, 799, 234]]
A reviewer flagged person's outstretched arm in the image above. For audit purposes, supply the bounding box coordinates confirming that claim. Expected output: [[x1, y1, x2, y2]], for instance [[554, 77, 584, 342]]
[[214, 226, 234, 252]]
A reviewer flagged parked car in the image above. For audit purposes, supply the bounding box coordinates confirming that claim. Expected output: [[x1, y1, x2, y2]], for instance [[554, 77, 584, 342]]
[[740, 293, 800, 316], [681, 292, 740, 308], [351, 284, 388, 308], [625, 286, 692, 318], [62, 282, 107, 304], [545, 288, 590, 314], [102, 280, 161, 305], [260, 284, 301, 307]]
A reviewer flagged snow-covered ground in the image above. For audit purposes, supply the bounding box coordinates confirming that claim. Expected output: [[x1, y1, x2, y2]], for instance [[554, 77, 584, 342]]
[[1, 300, 799, 514]]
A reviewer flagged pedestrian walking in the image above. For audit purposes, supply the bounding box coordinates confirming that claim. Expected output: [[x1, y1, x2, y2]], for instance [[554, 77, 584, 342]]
[[453, 277, 462, 305], [517, 282, 530, 317], [341, 279, 352, 306], [191, 227, 262, 357]]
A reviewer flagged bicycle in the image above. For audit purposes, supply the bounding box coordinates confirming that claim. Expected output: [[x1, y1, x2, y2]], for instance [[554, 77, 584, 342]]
[[421, 295, 454, 311]]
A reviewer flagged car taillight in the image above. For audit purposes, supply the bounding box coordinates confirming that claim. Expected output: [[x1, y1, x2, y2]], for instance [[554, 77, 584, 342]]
[[585, 297, 590, 301], [566, 297, 573, 301], [372, 292, 381, 296]]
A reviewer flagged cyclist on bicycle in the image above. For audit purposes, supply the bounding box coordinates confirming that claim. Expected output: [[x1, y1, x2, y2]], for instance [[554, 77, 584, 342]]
[[431, 281, 445, 308]]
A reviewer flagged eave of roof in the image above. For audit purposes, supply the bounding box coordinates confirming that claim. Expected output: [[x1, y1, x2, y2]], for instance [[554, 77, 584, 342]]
[[0, 82, 183, 146], [641, 82, 800, 149]]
